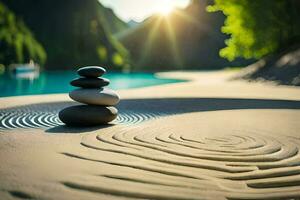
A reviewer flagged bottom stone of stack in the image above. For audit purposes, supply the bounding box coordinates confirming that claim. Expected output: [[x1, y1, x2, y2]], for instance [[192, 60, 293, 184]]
[[58, 105, 118, 126]]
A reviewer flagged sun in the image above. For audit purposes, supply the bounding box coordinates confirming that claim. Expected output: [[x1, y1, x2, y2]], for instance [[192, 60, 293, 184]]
[[157, 6, 173, 16], [155, 0, 174, 16]]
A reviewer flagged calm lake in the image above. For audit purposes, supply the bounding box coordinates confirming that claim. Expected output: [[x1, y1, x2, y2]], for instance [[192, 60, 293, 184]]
[[0, 71, 185, 97]]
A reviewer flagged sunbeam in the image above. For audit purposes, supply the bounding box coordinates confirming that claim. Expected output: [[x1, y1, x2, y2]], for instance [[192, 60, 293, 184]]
[[173, 9, 203, 30], [165, 18, 183, 68], [138, 17, 163, 66]]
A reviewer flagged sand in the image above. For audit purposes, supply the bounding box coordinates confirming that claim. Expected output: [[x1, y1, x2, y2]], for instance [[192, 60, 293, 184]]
[[1, 70, 300, 200]]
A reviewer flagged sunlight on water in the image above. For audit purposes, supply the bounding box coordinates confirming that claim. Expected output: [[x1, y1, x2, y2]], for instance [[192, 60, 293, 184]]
[[0, 71, 185, 97]]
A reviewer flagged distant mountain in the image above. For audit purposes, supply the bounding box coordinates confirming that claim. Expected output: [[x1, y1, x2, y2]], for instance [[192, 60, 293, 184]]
[[2, 0, 129, 70], [98, 4, 129, 34], [128, 20, 140, 28], [119, 0, 248, 70]]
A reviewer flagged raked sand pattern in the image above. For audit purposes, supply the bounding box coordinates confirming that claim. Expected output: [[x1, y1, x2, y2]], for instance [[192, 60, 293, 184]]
[[1, 71, 300, 200], [0, 102, 163, 131], [62, 116, 300, 200]]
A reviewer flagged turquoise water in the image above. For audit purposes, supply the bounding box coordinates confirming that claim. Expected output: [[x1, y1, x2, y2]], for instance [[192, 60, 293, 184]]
[[0, 71, 185, 97]]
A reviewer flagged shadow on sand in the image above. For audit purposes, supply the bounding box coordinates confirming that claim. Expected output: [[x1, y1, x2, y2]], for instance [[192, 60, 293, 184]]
[[117, 97, 300, 113], [1, 97, 300, 133], [46, 124, 114, 134]]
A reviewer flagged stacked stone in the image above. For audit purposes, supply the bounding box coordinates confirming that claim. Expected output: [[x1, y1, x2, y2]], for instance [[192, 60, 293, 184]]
[[59, 66, 119, 126]]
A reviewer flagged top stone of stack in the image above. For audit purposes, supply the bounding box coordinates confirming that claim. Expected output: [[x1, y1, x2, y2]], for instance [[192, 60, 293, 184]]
[[77, 66, 106, 78]]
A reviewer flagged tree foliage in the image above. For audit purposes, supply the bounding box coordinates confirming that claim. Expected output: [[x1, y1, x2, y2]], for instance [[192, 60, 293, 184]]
[[0, 2, 46, 66], [208, 0, 300, 61]]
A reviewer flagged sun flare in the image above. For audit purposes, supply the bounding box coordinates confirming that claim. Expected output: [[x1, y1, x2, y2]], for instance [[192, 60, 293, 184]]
[[157, 6, 173, 16], [155, 0, 175, 16]]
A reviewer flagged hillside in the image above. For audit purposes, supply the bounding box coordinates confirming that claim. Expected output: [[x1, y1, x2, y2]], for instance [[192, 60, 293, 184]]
[[118, 0, 248, 71], [0, 2, 46, 67], [235, 45, 300, 86], [2, 0, 129, 70], [98, 3, 129, 34]]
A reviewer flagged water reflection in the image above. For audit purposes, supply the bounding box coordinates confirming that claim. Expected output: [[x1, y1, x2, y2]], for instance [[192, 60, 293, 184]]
[[14, 71, 39, 80], [2, 72, 46, 97]]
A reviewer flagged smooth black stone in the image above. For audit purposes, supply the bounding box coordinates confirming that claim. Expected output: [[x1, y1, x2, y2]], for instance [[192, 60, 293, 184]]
[[70, 77, 110, 88], [59, 105, 118, 126], [77, 66, 106, 78]]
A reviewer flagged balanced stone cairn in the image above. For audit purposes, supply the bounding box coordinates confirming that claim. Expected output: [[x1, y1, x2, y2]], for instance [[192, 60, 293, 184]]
[[59, 66, 119, 126]]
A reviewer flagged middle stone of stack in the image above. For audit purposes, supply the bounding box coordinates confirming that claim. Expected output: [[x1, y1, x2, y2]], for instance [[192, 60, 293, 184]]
[[66, 66, 119, 126]]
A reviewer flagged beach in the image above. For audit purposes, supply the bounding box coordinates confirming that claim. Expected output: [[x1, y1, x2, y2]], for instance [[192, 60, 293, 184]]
[[1, 70, 300, 200]]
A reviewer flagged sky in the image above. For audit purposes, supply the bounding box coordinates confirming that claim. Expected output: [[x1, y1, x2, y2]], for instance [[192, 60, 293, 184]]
[[99, 0, 191, 22]]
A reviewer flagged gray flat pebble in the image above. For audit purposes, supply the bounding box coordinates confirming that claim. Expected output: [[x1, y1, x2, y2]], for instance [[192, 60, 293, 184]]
[[69, 88, 120, 106]]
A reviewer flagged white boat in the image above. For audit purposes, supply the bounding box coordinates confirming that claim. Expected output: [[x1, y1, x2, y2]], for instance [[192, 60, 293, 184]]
[[9, 60, 40, 79]]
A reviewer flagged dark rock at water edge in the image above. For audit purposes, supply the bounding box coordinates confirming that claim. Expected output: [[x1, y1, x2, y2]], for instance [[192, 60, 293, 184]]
[[78, 66, 106, 78], [58, 105, 118, 126], [70, 77, 110, 88]]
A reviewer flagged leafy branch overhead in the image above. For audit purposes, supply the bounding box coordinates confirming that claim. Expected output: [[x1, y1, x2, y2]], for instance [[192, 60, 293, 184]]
[[208, 0, 300, 61]]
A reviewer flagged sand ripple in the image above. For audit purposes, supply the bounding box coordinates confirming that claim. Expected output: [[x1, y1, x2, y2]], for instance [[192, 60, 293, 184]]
[[0, 103, 164, 131], [60, 127, 300, 199]]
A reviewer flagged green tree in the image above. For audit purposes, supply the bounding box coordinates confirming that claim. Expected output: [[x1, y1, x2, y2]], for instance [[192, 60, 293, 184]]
[[0, 2, 46, 66], [208, 0, 300, 61], [2, 0, 130, 70]]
